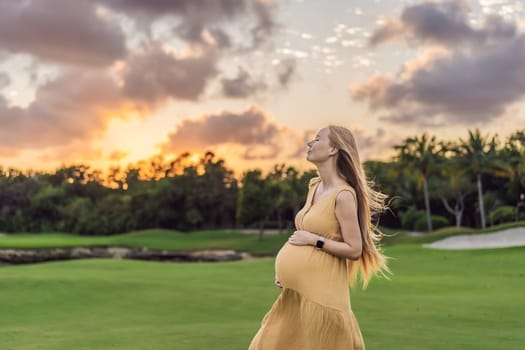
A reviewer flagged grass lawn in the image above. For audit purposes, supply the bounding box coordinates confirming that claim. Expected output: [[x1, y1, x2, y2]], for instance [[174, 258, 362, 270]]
[[2, 220, 525, 256], [0, 229, 290, 256], [1, 244, 524, 349]]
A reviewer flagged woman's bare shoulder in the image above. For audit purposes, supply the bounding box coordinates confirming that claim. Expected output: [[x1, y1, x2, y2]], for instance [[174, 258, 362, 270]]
[[335, 188, 357, 204]]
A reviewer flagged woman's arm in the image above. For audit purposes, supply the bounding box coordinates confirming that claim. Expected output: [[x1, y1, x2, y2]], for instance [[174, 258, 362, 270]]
[[288, 190, 362, 260]]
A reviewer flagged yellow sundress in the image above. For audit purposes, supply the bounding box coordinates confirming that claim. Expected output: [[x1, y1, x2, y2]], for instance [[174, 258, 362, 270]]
[[249, 176, 365, 350]]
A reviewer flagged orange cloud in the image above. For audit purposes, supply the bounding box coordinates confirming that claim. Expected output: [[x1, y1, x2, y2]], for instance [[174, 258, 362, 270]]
[[159, 106, 319, 169], [109, 150, 129, 162], [0, 70, 143, 150]]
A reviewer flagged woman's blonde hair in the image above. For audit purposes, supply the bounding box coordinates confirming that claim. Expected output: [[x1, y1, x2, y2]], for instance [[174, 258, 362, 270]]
[[327, 125, 392, 289]]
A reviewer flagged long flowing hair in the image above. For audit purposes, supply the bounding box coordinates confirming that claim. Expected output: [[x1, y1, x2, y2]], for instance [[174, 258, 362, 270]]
[[328, 125, 392, 289]]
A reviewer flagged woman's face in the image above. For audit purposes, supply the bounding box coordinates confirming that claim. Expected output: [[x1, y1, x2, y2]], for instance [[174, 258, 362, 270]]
[[306, 128, 336, 163]]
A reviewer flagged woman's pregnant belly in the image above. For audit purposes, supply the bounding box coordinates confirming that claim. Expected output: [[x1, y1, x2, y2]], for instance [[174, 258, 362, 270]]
[[275, 242, 350, 309], [275, 242, 322, 292]]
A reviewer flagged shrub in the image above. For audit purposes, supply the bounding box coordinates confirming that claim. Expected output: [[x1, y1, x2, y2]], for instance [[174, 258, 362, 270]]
[[415, 215, 449, 232], [488, 205, 516, 226], [399, 206, 426, 230]]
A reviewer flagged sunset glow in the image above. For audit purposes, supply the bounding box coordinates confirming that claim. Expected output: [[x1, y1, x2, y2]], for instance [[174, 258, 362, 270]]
[[0, 0, 524, 177]]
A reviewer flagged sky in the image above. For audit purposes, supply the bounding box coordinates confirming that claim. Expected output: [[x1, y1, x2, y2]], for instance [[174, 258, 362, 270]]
[[1, 0, 524, 176]]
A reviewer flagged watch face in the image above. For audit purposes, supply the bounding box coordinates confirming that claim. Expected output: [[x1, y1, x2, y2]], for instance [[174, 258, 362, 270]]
[[316, 240, 324, 248]]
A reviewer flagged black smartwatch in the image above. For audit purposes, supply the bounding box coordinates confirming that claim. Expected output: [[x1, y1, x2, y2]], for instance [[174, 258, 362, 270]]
[[315, 236, 325, 249]]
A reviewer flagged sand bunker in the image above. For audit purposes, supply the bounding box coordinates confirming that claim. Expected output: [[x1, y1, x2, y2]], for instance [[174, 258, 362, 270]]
[[423, 227, 525, 250]]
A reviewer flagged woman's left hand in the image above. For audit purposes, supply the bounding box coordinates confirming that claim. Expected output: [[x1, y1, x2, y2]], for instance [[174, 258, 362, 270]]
[[288, 230, 316, 246]]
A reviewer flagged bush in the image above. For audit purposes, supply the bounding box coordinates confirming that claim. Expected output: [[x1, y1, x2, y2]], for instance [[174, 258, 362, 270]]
[[94, 194, 136, 235], [59, 197, 103, 234], [399, 206, 426, 230], [488, 205, 516, 226], [415, 215, 449, 232], [0, 210, 27, 232]]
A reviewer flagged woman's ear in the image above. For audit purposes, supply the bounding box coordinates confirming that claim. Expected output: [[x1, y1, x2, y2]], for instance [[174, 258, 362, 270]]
[[329, 147, 338, 156]]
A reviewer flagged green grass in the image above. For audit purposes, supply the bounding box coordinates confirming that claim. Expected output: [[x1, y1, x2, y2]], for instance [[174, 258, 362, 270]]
[[1, 244, 524, 349], [2, 221, 525, 256], [0, 229, 290, 256]]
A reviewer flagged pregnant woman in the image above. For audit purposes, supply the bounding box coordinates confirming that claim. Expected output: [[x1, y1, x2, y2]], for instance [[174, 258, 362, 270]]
[[249, 125, 391, 350]]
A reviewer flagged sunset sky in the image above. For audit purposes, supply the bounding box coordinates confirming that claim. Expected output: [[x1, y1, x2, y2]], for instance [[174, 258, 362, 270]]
[[1, 0, 524, 176]]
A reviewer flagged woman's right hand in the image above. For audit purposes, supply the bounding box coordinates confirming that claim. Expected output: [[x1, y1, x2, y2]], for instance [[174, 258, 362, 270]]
[[274, 276, 283, 291]]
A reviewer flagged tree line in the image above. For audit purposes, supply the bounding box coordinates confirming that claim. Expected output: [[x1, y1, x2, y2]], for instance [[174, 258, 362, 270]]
[[0, 129, 524, 235]]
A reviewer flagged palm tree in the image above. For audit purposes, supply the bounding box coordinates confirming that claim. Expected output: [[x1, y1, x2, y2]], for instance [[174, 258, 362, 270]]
[[394, 133, 445, 232], [453, 129, 511, 229], [503, 130, 525, 197]]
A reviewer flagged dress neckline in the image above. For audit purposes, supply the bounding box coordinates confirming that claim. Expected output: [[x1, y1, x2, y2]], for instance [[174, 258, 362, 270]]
[[308, 180, 350, 209]]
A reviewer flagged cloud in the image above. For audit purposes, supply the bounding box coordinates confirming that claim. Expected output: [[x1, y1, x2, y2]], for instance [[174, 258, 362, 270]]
[[399, 0, 476, 46], [0, 147, 21, 158], [109, 150, 129, 161], [38, 141, 103, 164], [0, 41, 224, 161], [287, 129, 315, 159], [109, 0, 284, 102], [354, 1, 525, 126], [161, 106, 300, 160], [162, 106, 279, 150], [369, 19, 405, 47], [0, 0, 286, 169], [397, 47, 449, 81], [0, 0, 127, 67], [352, 75, 408, 110], [105, 0, 247, 25], [0, 69, 139, 150], [353, 37, 525, 125], [121, 42, 220, 104], [350, 126, 402, 161], [276, 58, 297, 87], [221, 68, 267, 98], [220, 59, 297, 98], [242, 143, 281, 160], [249, 0, 279, 50], [0, 72, 10, 89], [369, 0, 517, 48], [207, 28, 232, 49], [104, 0, 278, 49]]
